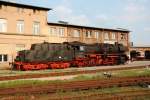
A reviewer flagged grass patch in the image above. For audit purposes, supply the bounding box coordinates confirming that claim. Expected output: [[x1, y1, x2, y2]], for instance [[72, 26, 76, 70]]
[[73, 74, 99, 80], [113, 69, 150, 77], [71, 68, 150, 81], [0, 80, 52, 89]]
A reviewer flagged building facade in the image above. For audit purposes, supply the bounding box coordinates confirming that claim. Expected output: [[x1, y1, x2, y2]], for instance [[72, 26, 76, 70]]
[[130, 46, 150, 57], [0, 1, 130, 69], [47, 22, 130, 46]]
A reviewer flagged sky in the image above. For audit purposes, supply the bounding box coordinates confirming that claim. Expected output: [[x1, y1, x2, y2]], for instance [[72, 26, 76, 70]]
[[6, 0, 150, 46]]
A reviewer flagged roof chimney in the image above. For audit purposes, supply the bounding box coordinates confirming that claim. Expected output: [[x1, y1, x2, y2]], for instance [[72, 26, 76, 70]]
[[58, 21, 68, 24]]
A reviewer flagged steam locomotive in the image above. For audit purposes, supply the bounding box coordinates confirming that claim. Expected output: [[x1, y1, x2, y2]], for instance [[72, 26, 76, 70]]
[[14, 41, 128, 70]]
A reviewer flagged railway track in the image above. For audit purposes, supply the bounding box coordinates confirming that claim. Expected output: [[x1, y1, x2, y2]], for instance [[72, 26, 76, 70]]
[[47, 89, 150, 100], [0, 65, 147, 81], [0, 76, 150, 96]]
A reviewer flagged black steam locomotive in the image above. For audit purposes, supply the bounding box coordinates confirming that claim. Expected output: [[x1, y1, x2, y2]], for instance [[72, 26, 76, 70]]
[[14, 41, 128, 70]]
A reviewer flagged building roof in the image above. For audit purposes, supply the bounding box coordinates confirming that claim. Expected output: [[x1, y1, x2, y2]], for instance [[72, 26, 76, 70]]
[[131, 46, 150, 48], [48, 22, 130, 33], [0, 0, 51, 11]]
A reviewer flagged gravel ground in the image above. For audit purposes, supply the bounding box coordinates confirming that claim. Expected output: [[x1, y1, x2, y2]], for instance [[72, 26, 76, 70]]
[[76, 61, 150, 70], [25, 75, 78, 81], [23, 61, 150, 81]]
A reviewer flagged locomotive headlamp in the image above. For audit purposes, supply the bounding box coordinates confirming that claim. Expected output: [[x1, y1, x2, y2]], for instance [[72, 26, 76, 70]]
[[59, 56, 62, 59]]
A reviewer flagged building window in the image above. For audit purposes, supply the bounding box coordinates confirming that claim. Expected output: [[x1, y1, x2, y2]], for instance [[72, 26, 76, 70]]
[[33, 21, 40, 35], [0, 54, 8, 62], [121, 33, 126, 40], [0, 19, 7, 32], [73, 29, 80, 37], [86, 31, 92, 38], [49, 27, 57, 36], [58, 28, 64, 37], [95, 31, 99, 39], [17, 20, 24, 33], [16, 44, 25, 51], [104, 33, 109, 40], [112, 32, 116, 39], [3, 55, 8, 62], [80, 46, 85, 51]]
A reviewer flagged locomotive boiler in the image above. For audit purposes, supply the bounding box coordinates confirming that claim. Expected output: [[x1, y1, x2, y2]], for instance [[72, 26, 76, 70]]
[[14, 41, 128, 70]]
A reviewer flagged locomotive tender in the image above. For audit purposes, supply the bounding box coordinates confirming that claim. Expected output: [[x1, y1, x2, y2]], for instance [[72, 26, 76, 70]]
[[14, 41, 128, 70]]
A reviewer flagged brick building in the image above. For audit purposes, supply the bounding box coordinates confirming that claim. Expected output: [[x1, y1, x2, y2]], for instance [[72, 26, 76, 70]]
[[0, 1, 130, 69], [130, 46, 150, 57], [47, 22, 130, 46]]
